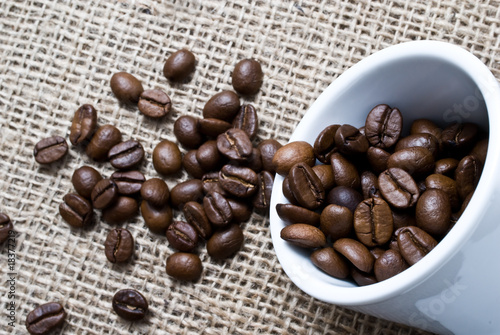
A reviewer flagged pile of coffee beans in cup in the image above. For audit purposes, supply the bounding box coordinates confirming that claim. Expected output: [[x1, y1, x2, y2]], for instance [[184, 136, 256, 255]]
[[275, 103, 487, 285]]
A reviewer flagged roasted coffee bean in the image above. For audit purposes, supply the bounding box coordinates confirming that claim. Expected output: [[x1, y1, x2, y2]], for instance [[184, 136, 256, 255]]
[[105, 228, 134, 263], [312, 164, 335, 192], [70, 104, 97, 145], [454, 191, 474, 219], [258, 139, 282, 173], [183, 201, 212, 239], [166, 252, 203, 281], [330, 152, 360, 189], [183, 150, 206, 179], [470, 138, 488, 165], [378, 168, 419, 209], [203, 90, 240, 120], [335, 124, 369, 155], [320, 204, 353, 240], [441, 122, 479, 156], [351, 267, 378, 286], [59, 193, 94, 228], [387, 147, 434, 177], [110, 72, 144, 104], [370, 247, 386, 260], [374, 249, 408, 282], [110, 170, 145, 196], [232, 59, 263, 95], [455, 154, 482, 200], [207, 223, 244, 259], [141, 178, 169, 207], [0, 213, 13, 244], [140, 201, 173, 234], [102, 196, 138, 225], [163, 49, 196, 81], [410, 118, 442, 140], [272, 141, 315, 176], [313, 124, 340, 163], [72, 166, 103, 199], [276, 203, 321, 226], [227, 198, 252, 223], [434, 158, 459, 177], [91, 179, 118, 209], [217, 128, 253, 162], [138, 89, 171, 118], [153, 140, 182, 176], [112, 289, 148, 321], [166, 220, 199, 252], [232, 104, 259, 139], [174, 115, 204, 149], [242, 148, 263, 172], [326, 186, 363, 213], [86, 125, 122, 161], [425, 174, 459, 210], [354, 197, 393, 247], [396, 226, 438, 265], [34, 136, 68, 164], [416, 189, 451, 237], [311, 247, 350, 279], [199, 118, 232, 137], [395, 133, 440, 159], [333, 238, 374, 273], [392, 209, 416, 230], [170, 179, 204, 209], [196, 140, 223, 171], [288, 163, 324, 210], [201, 172, 227, 195], [26, 302, 66, 335], [108, 139, 144, 170], [203, 191, 233, 228], [219, 164, 258, 198], [253, 171, 274, 210], [282, 176, 298, 204], [361, 171, 381, 199], [366, 146, 390, 174], [365, 104, 403, 149], [280, 223, 326, 249]]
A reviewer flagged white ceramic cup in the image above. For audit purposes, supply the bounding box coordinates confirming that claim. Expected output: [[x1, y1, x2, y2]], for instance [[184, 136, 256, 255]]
[[269, 40, 500, 335]]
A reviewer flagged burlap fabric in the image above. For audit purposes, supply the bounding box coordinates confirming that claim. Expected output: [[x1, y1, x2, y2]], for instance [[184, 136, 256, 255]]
[[1, 1, 499, 334]]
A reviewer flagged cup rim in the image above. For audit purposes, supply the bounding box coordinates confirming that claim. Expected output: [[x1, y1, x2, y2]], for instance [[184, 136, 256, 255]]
[[269, 40, 500, 305]]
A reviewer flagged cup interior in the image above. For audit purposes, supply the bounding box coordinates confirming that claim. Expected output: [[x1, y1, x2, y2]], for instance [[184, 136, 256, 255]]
[[270, 41, 498, 306]]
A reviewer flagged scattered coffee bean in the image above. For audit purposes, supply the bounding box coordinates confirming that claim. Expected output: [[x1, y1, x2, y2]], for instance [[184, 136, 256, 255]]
[[163, 49, 196, 82], [166, 252, 203, 281], [232, 104, 259, 139], [272, 141, 315, 176], [227, 198, 252, 223], [91, 179, 118, 210], [203, 90, 240, 120], [170, 179, 204, 210], [219, 164, 258, 198], [111, 170, 145, 196], [102, 196, 138, 225], [232, 59, 263, 95], [138, 89, 171, 118], [153, 140, 182, 176], [72, 166, 103, 199], [183, 201, 212, 239], [217, 128, 253, 162], [141, 178, 170, 208], [258, 139, 282, 173], [105, 228, 134, 263], [140, 201, 173, 234], [182, 150, 206, 179], [70, 104, 97, 145], [34, 136, 68, 164], [112, 289, 148, 321], [108, 139, 145, 170], [110, 72, 144, 104], [199, 118, 232, 138], [207, 223, 244, 259], [0, 213, 13, 244], [196, 140, 223, 171], [59, 193, 94, 228], [86, 125, 122, 161], [166, 220, 199, 252], [253, 171, 274, 210], [173, 115, 204, 149], [26, 302, 66, 335], [203, 191, 233, 228]]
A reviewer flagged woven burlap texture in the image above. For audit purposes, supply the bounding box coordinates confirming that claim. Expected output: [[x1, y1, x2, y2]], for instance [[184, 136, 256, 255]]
[[1, 0, 499, 334]]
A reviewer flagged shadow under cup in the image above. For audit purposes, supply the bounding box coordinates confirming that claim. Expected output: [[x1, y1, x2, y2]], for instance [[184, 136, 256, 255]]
[[269, 41, 500, 335]]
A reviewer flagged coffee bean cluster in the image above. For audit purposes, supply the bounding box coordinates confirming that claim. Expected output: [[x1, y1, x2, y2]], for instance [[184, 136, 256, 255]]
[[276, 104, 487, 286]]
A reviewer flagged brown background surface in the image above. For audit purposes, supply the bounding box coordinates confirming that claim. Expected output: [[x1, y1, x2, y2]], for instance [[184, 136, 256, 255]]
[[1, 1, 499, 334]]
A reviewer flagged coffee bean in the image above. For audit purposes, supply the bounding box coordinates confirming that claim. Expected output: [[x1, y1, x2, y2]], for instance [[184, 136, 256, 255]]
[[360, 171, 381, 199], [366, 146, 390, 174], [257, 139, 282, 173], [396, 226, 438, 265], [166, 252, 203, 281], [34, 136, 68, 164], [219, 164, 258, 198], [72, 166, 103, 199], [378, 168, 419, 209], [242, 148, 263, 172], [110, 72, 144, 104], [424, 174, 460, 210], [351, 267, 378, 286], [182, 150, 206, 179], [207, 223, 244, 259], [280, 223, 326, 249], [441, 122, 479, 156], [326, 186, 364, 213], [153, 140, 182, 176], [112, 289, 148, 321], [365, 104, 403, 149], [272, 141, 315, 176], [102, 196, 138, 225], [311, 247, 350, 279], [288, 163, 325, 210], [59, 193, 94, 228], [333, 238, 374, 273], [108, 139, 145, 170], [203, 191, 233, 228], [232, 104, 259, 139], [201, 172, 227, 196], [282, 176, 298, 205], [335, 124, 369, 155], [253, 171, 274, 210], [91, 179, 118, 209], [0, 213, 13, 244], [105, 228, 134, 263], [276, 203, 321, 226], [138, 89, 171, 118], [312, 164, 335, 192], [140, 178, 169, 208], [163, 49, 196, 82], [86, 125, 122, 161], [415, 189, 451, 237], [140, 201, 173, 234], [374, 249, 408, 282], [196, 140, 223, 171], [410, 119, 442, 140], [166, 220, 199, 252], [455, 154, 482, 200], [26, 302, 66, 335], [70, 104, 97, 145], [174, 115, 204, 149], [434, 158, 459, 177], [232, 59, 263, 95], [395, 133, 440, 159], [320, 204, 353, 240], [313, 124, 340, 164], [392, 208, 416, 230], [470, 138, 488, 165], [110, 170, 145, 196], [354, 197, 393, 247], [170, 179, 204, 210], [387, 147, 434, 177], [199, 118, 232, 138], [203, 91, 240, 120], [330, 152, 360, 189], [227, 198, 252, 223], [217, 128, 253, 162], [370, 247, 386, 260], [183, 201, 212, 239]]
